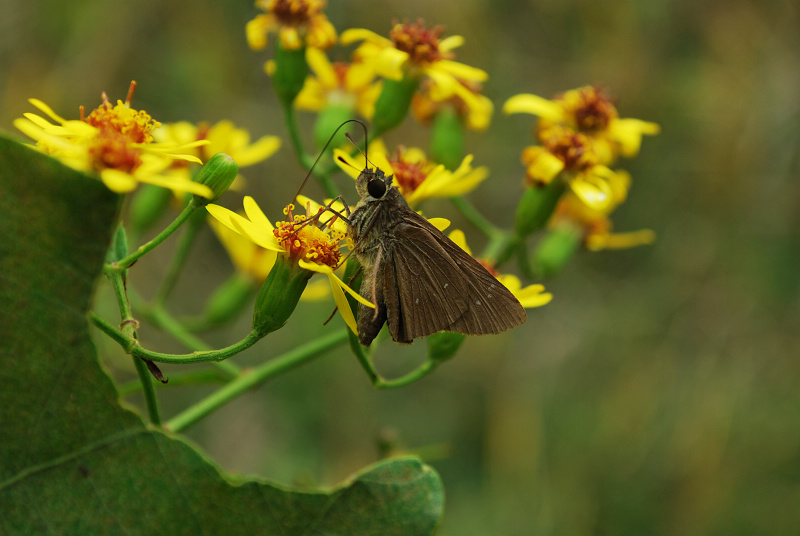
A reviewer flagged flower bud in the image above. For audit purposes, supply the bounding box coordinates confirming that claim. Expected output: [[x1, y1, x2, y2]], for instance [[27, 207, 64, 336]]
[[192, 153, 239, 205], [252, 255, 312, 337], [372, 76, 419, 136], [273, 43, 309, 107], [532, 223, 582, 278], [429, 106, 465, 171], [427, 332, 466, 363], [515, 178, 567, 237], [313, 103, 354, 153]]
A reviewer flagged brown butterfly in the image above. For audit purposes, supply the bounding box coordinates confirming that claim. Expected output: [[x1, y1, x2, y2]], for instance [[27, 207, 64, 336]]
[[345, 164, 527, 346]]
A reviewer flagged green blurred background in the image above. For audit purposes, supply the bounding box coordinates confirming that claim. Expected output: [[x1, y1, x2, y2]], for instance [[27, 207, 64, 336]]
[[3, 0, 799, 534]]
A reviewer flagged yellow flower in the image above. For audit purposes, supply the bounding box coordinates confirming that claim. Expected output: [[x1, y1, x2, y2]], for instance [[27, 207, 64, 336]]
[[520, 128, 623, 213], [551, 170, 655, 251], [246, 0, 336, 51], [334, 140, 488, 207], [412, 77, 493, 131], [504, 86, 660, 165], [154, 120, 281, 168], [13, 82, 212, 197], [448, 230, 553, 308], [206, 197, 373, 334], [341, 20, 487, 101], [293, 48, 382, 119]]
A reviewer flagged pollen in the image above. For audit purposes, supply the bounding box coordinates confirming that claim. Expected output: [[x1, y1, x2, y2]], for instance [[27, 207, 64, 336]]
[[534, 129, 597, 173], [389, 19, 449, 65], [273, 210, 343, 269]]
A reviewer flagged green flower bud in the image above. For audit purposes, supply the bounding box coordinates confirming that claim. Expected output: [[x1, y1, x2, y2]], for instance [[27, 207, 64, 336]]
[[192, 153, 239, 205], [129, 184, 172, 233], [430, 106, 465, 171], [372, 76, 419, 136], [515, 178, 567, 237], [252, 255, 312, 337], [532, 224, 583, 278], [313, 103, 355, 153], [273, 43, 309, 107], [427, 331, 466, 363]]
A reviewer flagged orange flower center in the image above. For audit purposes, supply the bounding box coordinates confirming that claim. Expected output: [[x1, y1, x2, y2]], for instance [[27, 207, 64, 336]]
[[542, 131, 597, 172], [388, 148, 429, 193], [273, 209, 343, 268], [568, 87, 618, 133], [82, 82, 158, 172], [390, 20, 448, 65], [269, 0, 325, 26]]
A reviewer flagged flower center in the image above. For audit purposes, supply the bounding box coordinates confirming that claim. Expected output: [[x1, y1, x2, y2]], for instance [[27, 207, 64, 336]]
[[388, 148, 429, 193], [273, 208, 343, 268], [268, 0, 324, 26], [567, 87, 618, 133], [390, 20, 447, 65], [543, 130, 597, 172]]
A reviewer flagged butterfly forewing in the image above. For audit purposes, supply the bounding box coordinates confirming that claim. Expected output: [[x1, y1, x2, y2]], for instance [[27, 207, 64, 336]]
[[390, 207, 526, 338], [389, 221, 472, 341]]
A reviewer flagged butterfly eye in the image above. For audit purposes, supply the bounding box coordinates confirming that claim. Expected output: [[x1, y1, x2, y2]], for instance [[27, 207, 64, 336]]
[[367, 178, 386, 199]]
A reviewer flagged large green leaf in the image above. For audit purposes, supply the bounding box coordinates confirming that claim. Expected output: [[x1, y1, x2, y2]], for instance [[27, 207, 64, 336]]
[[0, 134, 444, 535]]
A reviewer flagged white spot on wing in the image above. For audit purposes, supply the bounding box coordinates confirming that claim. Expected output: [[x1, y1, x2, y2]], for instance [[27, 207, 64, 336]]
[[476, 300, 482, 306]]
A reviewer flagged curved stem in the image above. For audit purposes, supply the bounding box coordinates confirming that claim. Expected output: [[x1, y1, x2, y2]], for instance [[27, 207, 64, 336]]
[[132, 356, 161, 425], [109, 198, 202, 271], [132, 331, 262, 364], [449, 196, 502, 238], [165, 329, 349, 432]]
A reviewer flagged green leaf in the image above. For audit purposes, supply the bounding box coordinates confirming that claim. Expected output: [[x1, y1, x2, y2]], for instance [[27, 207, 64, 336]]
[[0, 134, 444, 535]]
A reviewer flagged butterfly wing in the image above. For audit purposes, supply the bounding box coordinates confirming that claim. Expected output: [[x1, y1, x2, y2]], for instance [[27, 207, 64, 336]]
[[386, 208, 527, 342]]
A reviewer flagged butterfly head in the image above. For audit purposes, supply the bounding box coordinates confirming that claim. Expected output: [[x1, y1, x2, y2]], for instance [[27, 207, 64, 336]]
[[356, 166, 395, 202]]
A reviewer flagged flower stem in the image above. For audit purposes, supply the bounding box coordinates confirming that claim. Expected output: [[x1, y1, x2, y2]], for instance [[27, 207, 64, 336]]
[[131, 354, 161, 425], [449, 196, 502, 239], [132, 331, 262, 364], [109, 198, 202, 270], [152, 206, 206, 307], [283, 103, 339, 198], [165, 329, 348, 432], [349, 331, 441, 389]]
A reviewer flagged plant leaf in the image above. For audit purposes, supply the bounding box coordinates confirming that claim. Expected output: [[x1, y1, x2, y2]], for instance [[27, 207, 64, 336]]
[[0, 134, 444, 535]]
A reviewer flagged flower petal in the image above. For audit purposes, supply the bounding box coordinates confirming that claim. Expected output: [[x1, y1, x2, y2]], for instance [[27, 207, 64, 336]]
[[243, 196, 275, 231], [503, 94, 565, 122]]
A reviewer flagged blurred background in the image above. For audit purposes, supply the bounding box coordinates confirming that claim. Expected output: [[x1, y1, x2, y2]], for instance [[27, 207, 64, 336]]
[[3, 0, 799, 534]]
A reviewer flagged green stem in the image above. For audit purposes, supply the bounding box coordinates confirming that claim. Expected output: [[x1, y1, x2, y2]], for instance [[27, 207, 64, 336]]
[[165, 329, 348, 432], [109, 198, 202, 271], [152, 207, 206, 307], [487, 231, 522, 269], [132, 331, 262, 364], [132, 355, 161, 425], [118, 369, 227, 395], [283, 103, 339, 198], [91, 310, 262, 365], [349, 331, 441, 389], [130, 289, 240, 379], [450, 196, 502, 238]]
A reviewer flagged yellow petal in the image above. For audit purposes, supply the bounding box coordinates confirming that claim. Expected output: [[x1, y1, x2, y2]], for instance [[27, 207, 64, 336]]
[[340, 28, 392, 47], [438, 35, 464, 52], [242, 196, 275, 231], [432, 60, 488, 83], [503, 94, 565, 122], [99, 169, 138, 193], [28, 98, 68, 124], [329, 273, 358, 334], [447, 229, 471, 255], [234, 135, 281, 167], [428, 217, 450, 232]]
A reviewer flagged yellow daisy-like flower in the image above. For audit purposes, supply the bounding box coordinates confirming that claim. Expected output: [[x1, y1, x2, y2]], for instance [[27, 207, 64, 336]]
[[246, 0, 337, 51], [341, 20, 487, 101], [206, 197, 374, 334], [154, 120, 281, 168], [551, 170, 655, 251], [519, 128, 624, 213], [13, 82, 212, 197], [504, 86, 660, 165], [448, 230, 553, 308], [293, 47, 382, 119], [412, 77, 493, 131], [334, 140, 489, 207]]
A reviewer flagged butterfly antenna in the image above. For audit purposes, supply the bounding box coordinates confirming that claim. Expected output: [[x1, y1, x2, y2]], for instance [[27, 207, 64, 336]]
[[290, 119, 369, 204]]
